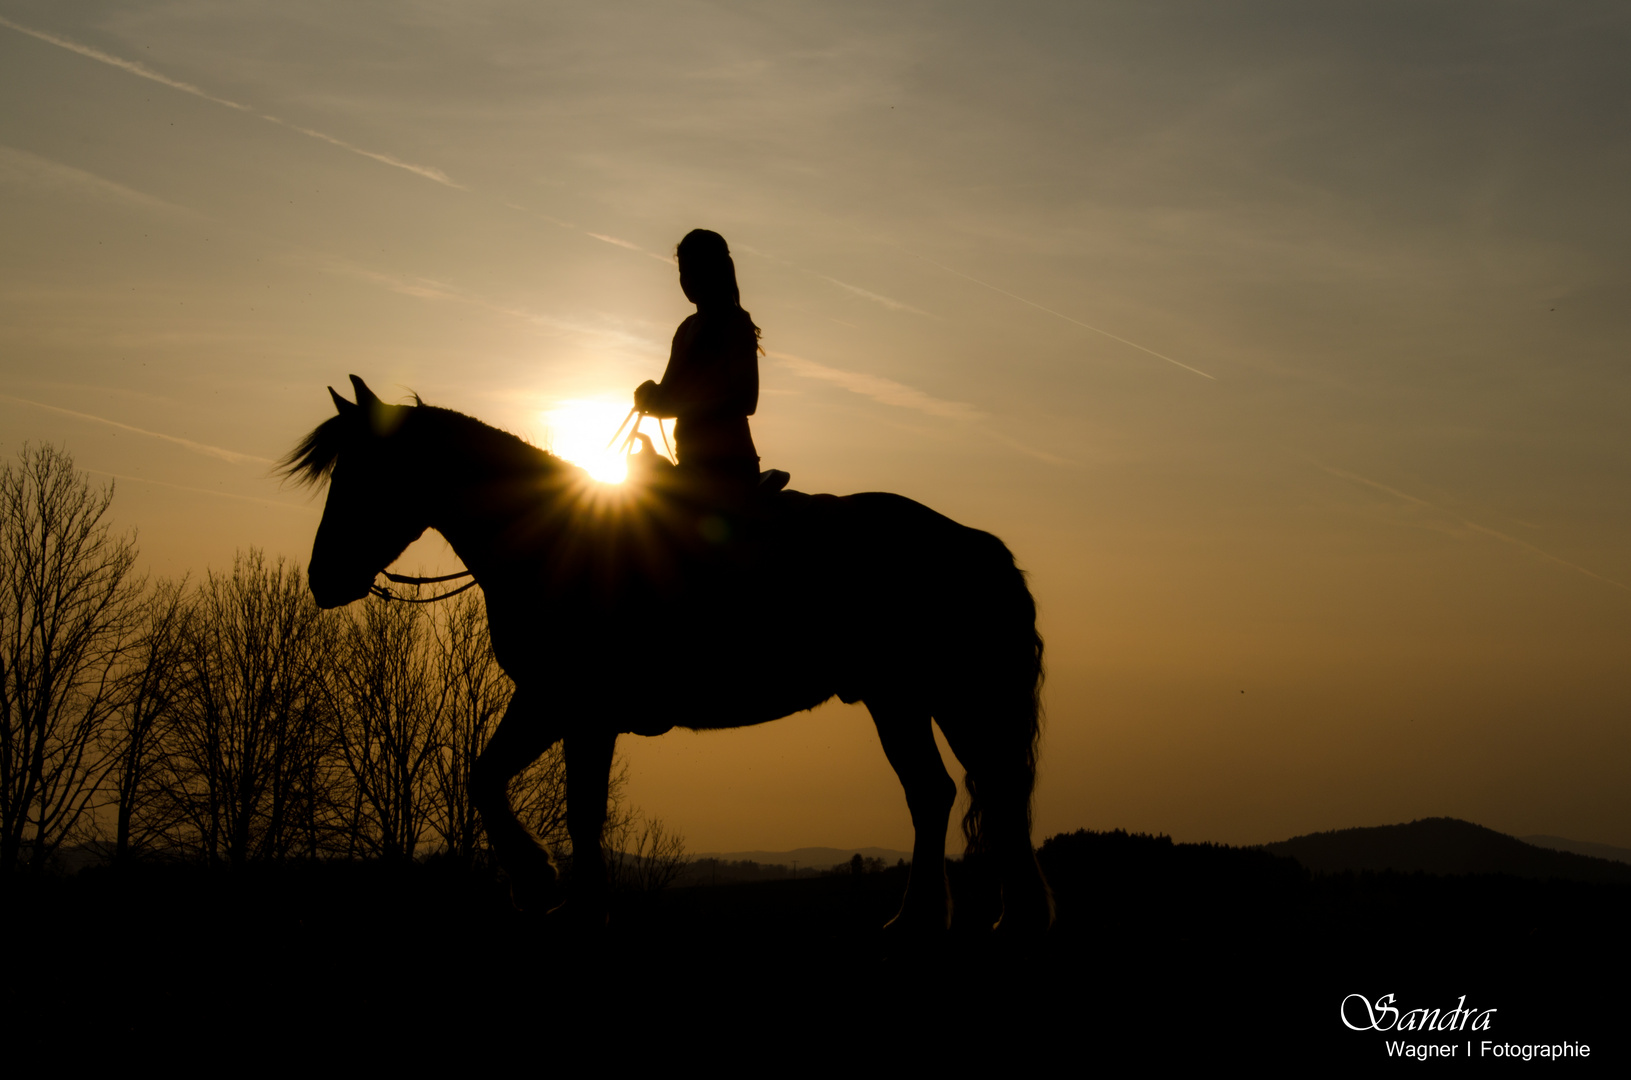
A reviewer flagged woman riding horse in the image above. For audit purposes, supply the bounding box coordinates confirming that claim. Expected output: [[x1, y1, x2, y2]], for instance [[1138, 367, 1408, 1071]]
[[634, 230, 776, 498]]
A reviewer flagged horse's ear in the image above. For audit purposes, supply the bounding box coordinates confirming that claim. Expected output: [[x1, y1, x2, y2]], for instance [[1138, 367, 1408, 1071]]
[[329, 386, 359, 417], [349, 375, 380, 409], [348, 374, 407, 436]]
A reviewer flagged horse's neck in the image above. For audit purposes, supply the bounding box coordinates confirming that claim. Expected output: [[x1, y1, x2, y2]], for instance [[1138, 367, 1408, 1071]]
[[424, 455, 559, 578]]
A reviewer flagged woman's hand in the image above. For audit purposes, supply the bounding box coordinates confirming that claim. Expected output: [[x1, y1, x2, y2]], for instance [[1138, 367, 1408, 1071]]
[[633, 380, 658, 412]]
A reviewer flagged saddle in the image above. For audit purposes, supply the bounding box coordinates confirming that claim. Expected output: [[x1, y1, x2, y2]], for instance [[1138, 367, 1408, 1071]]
[[626, 433, 789, 502]]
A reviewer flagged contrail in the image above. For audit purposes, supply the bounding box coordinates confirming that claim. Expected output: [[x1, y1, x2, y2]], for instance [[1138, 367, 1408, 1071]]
[[320, 260, 662, 353], [1315, 460, 1630, 593], [84, 469, 318, 513], [811, 274, 931, 316], [0, 15, 252, 110], [901, 248, 1216, 380], [0, 394, 273, 464], [771, 352, 979, 420], [587, 233, 674, 264], [259, 117, 459, 187], [0, 15, 460, 188], [1315, 463, 1430, 507], [0, 144, 186, 212]]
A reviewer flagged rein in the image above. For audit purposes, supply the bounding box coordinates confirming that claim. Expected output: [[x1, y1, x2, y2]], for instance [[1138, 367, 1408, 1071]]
[[606, 407, 676, 463], [369, 569, 477, 604]]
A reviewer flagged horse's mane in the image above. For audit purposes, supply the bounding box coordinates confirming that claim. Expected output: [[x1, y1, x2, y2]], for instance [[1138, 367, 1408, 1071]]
[[280, 401, 560, 487], [280, 413, 348, 487]]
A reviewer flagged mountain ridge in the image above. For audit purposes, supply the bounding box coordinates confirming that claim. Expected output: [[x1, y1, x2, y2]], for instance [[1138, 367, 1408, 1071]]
[[1261, 817, 1631, 883]]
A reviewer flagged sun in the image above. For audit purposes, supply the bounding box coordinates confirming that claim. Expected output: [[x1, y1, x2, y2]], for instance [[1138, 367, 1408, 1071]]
[[540, 398, 669, 484]]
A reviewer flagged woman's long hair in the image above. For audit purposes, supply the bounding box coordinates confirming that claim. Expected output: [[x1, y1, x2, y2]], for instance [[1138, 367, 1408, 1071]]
[[677, 229, 762, 349]]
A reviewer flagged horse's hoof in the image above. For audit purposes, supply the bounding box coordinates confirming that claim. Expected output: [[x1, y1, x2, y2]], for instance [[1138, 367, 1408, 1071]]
[[506, 873, 562, 916], [992, 892, 1055, 935], [887, 907, 952, 933]]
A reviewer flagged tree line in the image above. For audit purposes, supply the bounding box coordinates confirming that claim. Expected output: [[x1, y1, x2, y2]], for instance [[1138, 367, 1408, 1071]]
[[0, 443, 682, 883]]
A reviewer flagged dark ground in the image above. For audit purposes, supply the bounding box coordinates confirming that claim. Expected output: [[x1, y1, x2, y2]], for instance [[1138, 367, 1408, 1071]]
[[7, 830, 1623, 1065]]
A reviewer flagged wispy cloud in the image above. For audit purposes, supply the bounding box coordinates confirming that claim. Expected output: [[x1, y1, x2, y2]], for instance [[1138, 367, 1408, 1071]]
[[259, 116, 459, 187], [84, 469, 317, 513], [901, 248, 1216, 380], [734, 245, 931, 316], [0, 15, 251, 110], [811, 274, 931, 315], [0, 144, 185, 212], [1315, 460, 1629, 593], [1316, 463, 1430, 508], [771, 352, 979, 420], [980, 428, 1069, 466], [0, 16, 460, 188], [320, 260, 661, 353], [1, 394, 273, 464], [588, 233, 675, 264]]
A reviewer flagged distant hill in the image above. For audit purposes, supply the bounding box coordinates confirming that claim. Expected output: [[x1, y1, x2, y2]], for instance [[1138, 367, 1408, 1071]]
[[1262, 817, 1631, 884], [679, 846, 911, 886], [1521, 834, 1631, 866], [686, 846, 910, 870]]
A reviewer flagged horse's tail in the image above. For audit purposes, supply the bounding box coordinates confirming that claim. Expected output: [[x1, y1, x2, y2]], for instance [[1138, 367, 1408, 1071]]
[[957, 535, 1044, 859]]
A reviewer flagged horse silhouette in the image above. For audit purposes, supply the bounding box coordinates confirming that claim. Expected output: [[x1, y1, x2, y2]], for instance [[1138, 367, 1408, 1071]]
[[285, 376, 1052, 932]]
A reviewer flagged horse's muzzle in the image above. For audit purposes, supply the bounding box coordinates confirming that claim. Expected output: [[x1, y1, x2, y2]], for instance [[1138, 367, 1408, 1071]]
[[308, 564, 371, 609]]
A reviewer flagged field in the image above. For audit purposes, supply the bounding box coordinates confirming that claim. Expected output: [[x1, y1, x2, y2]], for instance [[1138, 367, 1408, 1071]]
[[9, 829, 1622, 1064]]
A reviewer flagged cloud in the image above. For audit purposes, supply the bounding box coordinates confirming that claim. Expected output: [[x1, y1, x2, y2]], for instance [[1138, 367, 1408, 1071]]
[[901, 248, 1217, 380], [318, 260, 661, 354], [1315, 460, 1629, 593], [0, 16, 460, 188], [1315, 463, 1430, 508], [1, 394, 274, 464], [0, 15, 251, 110], [258, 116, 460, 188], [588, 233, 675, 264], [770, 352, 979, 420], [811, 274, 931, 315], [0, 145, 184, 212], [84, 469, 317, 513]]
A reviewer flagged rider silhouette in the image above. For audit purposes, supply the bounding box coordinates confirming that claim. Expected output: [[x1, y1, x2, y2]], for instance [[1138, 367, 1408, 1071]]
[[635, 230, 783, 497]]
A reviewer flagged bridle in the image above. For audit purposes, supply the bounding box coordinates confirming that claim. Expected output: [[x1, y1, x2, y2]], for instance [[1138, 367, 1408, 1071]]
[[369, 568, 477, 605], [366, 412, 662, 605]]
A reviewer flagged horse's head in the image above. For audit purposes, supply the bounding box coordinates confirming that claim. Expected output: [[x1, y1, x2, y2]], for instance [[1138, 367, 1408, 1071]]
[[284, 375, 427, 609]]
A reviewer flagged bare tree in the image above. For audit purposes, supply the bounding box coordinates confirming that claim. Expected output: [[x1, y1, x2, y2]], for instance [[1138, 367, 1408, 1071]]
[[0, 444, 139, 874], [103, 576, 192, 864], [605, 807, 689, 894], [424, 590, 507, 862], [330, 597, 444, 860], [166, 549, 338, 866]]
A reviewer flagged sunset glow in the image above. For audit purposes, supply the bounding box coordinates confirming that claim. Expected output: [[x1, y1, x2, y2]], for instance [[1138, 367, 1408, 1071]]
[[2, 3, 1627, 861], [541, 399, 670, 484]]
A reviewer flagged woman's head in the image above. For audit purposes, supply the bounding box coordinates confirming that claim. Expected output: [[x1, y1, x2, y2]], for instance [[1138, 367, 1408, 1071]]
[[676, 229, 741, 309]]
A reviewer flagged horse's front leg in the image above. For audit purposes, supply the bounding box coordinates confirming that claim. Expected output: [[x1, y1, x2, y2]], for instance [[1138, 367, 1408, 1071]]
[[867, 699, 956, 932], [564, 726, 619, 928], [471, 687, 565, 914]]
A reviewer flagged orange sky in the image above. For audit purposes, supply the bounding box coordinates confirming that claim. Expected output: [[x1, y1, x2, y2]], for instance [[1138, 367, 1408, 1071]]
[[3, 2, 1627, 851]]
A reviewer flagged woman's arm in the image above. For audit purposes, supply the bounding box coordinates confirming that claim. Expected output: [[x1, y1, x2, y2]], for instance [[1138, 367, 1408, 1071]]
[[638, 313, 756, 418], [633, 379, 673, 417]]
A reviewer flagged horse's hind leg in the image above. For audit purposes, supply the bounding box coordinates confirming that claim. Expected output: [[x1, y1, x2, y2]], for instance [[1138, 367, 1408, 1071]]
[[867, 699, 956, 932], [472, 687, 565, 913], [936, 711, 1054, 934], [562, 726, 618, 928]]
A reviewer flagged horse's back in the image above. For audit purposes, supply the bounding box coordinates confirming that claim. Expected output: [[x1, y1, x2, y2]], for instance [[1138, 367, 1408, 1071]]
[[784, 489, 1038, 707]]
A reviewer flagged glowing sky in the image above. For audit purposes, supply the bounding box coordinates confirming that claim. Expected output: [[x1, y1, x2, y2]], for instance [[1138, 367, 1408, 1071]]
[[3, 2, 1628, 850]]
